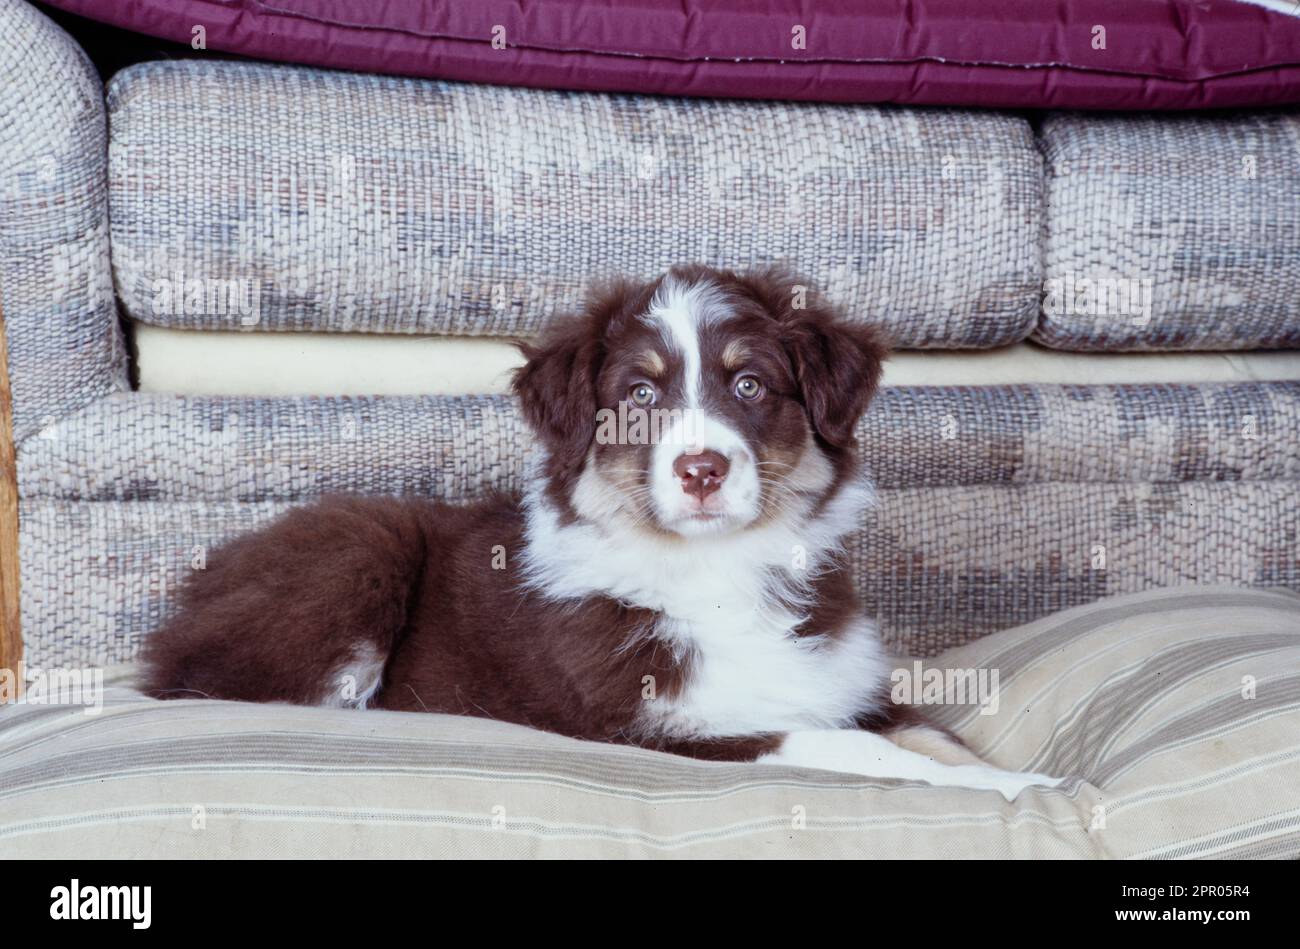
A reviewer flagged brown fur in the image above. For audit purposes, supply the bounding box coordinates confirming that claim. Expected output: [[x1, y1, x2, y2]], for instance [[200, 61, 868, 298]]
[[144, 494, 694, 739]]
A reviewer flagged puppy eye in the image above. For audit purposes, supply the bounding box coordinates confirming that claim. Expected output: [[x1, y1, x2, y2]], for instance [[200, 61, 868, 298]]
[[734, 375, 764, 401], [628, 382, 657, 407]]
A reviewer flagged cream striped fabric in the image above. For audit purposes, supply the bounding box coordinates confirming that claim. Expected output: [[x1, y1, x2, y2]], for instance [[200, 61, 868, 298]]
[[2, 586, 1298, 858]]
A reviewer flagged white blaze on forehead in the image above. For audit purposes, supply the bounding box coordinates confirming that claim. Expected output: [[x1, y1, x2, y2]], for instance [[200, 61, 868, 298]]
[[643, 276, 728, 409], [639, 276, 761, 534]]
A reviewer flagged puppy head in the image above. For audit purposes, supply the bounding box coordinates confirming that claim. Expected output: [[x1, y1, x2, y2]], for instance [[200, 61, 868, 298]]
[[513, 265, 888, 537]]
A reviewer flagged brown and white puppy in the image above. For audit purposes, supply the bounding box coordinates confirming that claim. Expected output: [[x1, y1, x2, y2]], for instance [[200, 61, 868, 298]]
[[144, 265, 1059, 799]]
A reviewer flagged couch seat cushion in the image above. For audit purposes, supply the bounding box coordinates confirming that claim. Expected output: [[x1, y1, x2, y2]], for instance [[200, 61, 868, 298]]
[[3, 586, 1298, 858]]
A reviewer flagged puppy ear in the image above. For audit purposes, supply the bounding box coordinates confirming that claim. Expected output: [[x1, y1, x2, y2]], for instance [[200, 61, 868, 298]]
[[512, 283, 623, 472], [785, 315, 889, 450], [738, 268, 889, 450]]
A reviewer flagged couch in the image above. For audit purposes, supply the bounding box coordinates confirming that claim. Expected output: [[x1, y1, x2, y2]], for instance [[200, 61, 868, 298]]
[[2, 0, 1299, 857]]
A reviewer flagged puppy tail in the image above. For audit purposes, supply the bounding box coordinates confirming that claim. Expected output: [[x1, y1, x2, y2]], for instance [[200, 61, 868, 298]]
[[141, 495, 428, 709]]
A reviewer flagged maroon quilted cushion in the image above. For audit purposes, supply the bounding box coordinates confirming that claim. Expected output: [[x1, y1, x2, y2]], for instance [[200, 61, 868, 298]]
[[43, 0, 1300, 109]]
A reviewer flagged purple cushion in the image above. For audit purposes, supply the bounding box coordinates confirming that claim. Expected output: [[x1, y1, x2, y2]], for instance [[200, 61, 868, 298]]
[[45, 0, 1300, 109]]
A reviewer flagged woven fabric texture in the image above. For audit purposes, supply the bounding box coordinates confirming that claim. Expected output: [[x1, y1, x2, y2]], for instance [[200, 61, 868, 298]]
[[17, 382, 1300, 664], [5, 587, 1300, 858], [20, 479, 1299, 666], [18, 384, 1300, 503], [106, 60, 1043, 348], [0, 0, 128, 443], [1038, 111, 1300, 351]]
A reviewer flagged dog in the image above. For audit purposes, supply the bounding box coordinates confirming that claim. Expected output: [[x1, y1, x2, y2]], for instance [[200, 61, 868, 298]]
[[143, 265, 1059, 800]]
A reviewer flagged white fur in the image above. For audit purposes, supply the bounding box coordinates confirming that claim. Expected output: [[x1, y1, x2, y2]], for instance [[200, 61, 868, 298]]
[[520, 449, 873, 614], [643, 276, 727, 407], [320, 642, 385, 710], [519, 448, 883, 739], [760, 730, 1063, 801], [642, 275, 764, 536], [552, 280, 874, 731], [646, 616, 889, 738], [651, 411, 762, 536]]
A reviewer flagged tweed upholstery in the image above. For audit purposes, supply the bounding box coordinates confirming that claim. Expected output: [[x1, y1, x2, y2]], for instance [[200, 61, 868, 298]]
[[4, 3, 1299, 680], [106, 60, 1043, 348], [0, 0, 128, 443], [1039, 111, 1300, 351], [19, 478, 1300, 666], [5, 587, 1299, 858], [17, 383, 1300, 502], [864, 480, 1300, 654], [15, 380, 1300, 664], [19, 392, 529, 503], [17, 473, 1300, 665]]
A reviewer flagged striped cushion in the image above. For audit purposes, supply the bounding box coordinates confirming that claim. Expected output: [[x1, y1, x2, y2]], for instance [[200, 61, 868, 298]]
[[3, 586, 1298, 858]]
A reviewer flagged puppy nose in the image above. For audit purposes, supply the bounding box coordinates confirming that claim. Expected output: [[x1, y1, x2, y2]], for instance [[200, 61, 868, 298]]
[[673, 450, 730, 499]]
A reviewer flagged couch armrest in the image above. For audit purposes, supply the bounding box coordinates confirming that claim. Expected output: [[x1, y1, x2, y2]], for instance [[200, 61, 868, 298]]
[[0, 0, 127, 445]]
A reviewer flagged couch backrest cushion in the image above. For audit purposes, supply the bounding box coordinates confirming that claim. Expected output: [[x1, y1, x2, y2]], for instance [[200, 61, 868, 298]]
[[1038, 112, 1300, 352], [107, 61, 1043, 349]]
